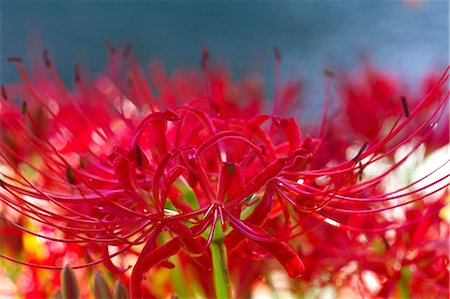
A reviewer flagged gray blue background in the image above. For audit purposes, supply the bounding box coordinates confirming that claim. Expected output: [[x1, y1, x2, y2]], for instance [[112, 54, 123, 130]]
[[1, 0, 448, 119]]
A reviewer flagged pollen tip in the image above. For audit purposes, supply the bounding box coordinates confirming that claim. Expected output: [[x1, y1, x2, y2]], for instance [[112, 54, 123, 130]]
[[135, 144, 143, 167], [105, 41, 116, 54], [21, 101, 28, 114], [382, 236, 391, 250], [123, 43, 132, 58], [400, 96, 410, 117], [43, 49, 51, 67], [201, 46, 210, 69], [74, 64, 81, 83], [7, 56, 22, 63], [273, 45, 281, 62], [0, 179, 7, 190], [1, 85, 7, 100], [323, 69, 336, 78], [79, 156, 85, 168], [358, 162, 364, 181], [66, 167, 76, 184], [352, 141, 368, 162]]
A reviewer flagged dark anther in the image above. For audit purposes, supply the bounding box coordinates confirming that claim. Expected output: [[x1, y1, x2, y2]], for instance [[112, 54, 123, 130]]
[[43, 50, 51, 68], [66, 167, 76, 184], [352, 142, 368, 162], [201, 46, 210, 69], [1, 85, 7, 101], [7, 56, 22, 63], [323, 69, 336, 78], [79, 156, 86, 168], [135, 144, 143, 167], [74, 64, 81, 83], [273, 45, 281, 62], [358, 162, 364, 181], [123, 43, 132, 58], [400, 96, 410, 117], [382, 236, 390, 250], [21, 101, 28, 114], [0, 178, 7, 190], [105, 41, 116, 54]]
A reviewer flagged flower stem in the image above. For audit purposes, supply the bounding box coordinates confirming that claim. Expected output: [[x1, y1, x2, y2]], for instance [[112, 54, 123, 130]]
[[211, 241, 230, 299], [170, 255, 188, 298]]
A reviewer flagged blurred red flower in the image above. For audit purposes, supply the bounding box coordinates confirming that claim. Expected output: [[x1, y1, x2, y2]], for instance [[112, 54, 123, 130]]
[[0, 47, 448, 298]]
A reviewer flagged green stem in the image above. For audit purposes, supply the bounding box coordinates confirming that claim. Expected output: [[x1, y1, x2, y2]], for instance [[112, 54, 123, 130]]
[[170, 255, 188, 298], [211, 241, 230, 299]]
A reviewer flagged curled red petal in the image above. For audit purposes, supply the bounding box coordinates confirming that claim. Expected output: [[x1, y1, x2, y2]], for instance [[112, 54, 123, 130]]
[[167, 220, 207, 256], [101, 245, 129, 275], [255, 239, 305, 278], [131, 237, 180, 298]]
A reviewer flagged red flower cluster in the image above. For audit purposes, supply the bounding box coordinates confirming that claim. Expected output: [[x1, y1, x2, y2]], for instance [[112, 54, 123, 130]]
[[0, 47, 448, 298]]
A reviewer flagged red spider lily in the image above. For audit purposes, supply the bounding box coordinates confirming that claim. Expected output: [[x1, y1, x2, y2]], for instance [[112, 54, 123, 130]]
[[0, 46, 448, 298]]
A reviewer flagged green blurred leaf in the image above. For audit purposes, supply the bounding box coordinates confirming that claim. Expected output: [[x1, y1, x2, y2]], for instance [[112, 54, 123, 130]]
[[61, 264, 80, 299], [113, 280, 129, 299], [372, 236, 386, 254], [93, 271, 112, 299], [399, 267, 411, 299]]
